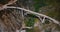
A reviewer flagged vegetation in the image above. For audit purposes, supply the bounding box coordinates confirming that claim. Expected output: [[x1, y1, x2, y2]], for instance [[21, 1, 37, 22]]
[[0, 0, 60, 32]]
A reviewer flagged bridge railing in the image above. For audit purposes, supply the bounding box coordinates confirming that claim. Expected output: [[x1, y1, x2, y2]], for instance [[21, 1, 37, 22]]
[[5, 6, 60, 32]]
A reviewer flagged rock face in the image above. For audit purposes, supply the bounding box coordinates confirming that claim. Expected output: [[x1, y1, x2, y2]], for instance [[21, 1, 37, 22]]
[[0, 0, 23, 32], [0, 0, 60, 32], [0, 9, 23, 32]]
